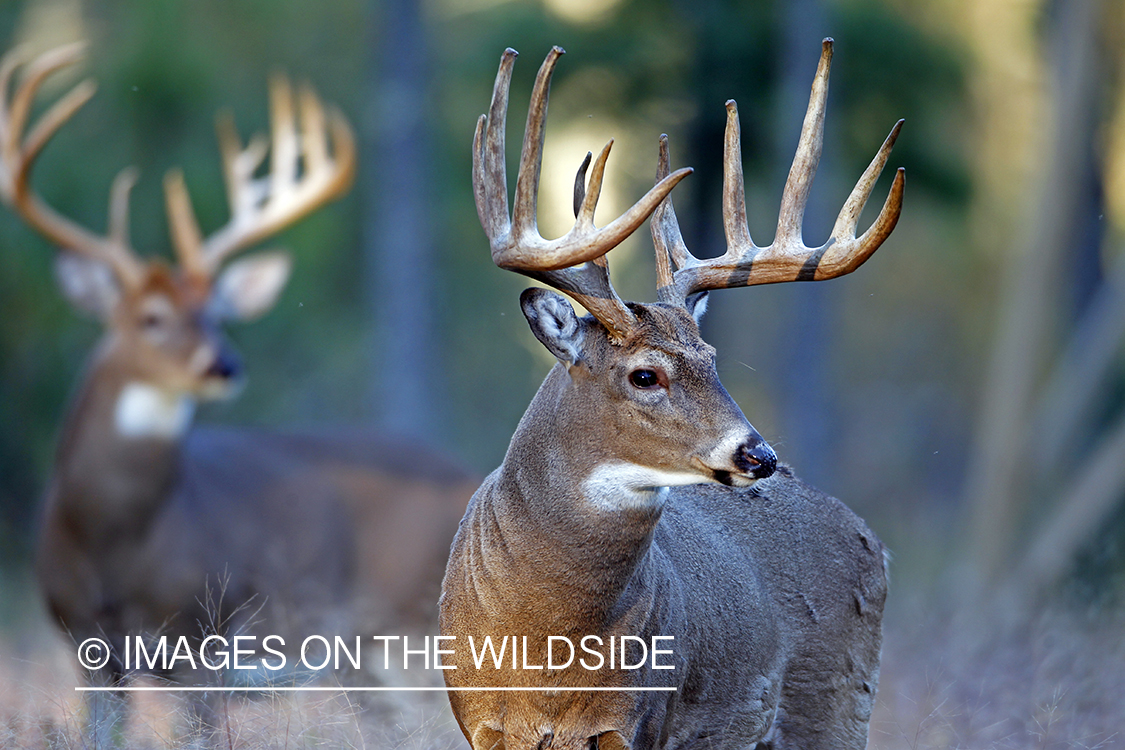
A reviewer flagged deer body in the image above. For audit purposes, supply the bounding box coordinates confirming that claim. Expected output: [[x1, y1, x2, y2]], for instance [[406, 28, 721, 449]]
[[441, 302, 886, 750], [440, 42, 902, 749], [445, 473, 885, 750], [41, 372, 474, 676]]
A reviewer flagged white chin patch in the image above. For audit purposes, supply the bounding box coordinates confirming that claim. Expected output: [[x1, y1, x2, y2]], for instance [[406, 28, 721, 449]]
[[114, 382, 195, 440], [582, 462, 712, 511], [728, 473, 758, 488]]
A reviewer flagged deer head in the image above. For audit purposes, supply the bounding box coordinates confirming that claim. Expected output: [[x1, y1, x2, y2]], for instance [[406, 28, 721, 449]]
[[0, 43, 355, 416], [472, 41, 902, 493]]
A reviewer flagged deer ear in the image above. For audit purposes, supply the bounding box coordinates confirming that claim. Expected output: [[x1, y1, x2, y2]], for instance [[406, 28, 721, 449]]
[[211, 251, 292, 321], [684, 291, 709, 325], [521, 287, 584, 366], [54, 251, 121, 320]]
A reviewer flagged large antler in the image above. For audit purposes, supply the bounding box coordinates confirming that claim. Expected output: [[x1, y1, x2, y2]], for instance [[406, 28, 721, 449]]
[[0, 41, 355, 291], [165, 72, 356, 280], [652, 39, 905, 305], [474, 47, 692, 343], [0, 43, 144, 287]]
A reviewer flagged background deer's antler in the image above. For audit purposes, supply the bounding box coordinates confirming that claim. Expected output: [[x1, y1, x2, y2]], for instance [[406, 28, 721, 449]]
[[0, 42, 145, 287], [0, 41, 356, 291], [166, 72, 356, 281]]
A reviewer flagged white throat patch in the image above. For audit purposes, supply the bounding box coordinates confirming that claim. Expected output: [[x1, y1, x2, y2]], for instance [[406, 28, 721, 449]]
[[581, 462, 710, 511], [114, 382, 195, 440]]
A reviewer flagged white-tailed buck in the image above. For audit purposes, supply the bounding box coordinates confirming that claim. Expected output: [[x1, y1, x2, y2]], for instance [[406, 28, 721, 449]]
[[440, 40, 902, 749], [0, 43, 475, 689]]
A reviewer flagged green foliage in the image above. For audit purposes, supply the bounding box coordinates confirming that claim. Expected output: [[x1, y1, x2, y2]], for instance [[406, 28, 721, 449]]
[[830, 0, 971, 206]]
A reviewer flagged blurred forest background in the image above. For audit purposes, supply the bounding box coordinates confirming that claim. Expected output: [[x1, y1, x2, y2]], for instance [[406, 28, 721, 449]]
[[1, 0, 1125, 745]]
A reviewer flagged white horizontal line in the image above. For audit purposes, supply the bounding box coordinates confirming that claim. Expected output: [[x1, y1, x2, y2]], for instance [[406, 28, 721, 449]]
[[76, 686, 676, 693]]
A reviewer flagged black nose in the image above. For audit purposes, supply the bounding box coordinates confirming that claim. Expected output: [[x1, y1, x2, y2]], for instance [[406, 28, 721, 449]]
[[206, 350, 242, 380], [737, 439, 777, 480]]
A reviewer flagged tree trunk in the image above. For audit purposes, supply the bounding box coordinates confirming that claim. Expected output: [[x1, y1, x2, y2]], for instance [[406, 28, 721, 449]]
[[962, 0, 1109, 589], [363, 0, 439, 439]]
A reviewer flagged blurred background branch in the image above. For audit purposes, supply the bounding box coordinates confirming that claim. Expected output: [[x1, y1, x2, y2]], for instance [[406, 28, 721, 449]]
[[962, 0, 1115, 600]]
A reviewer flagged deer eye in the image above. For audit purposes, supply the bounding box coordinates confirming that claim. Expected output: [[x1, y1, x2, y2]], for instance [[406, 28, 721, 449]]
[[137, 294, 175, 333], [628, 368, 661, 389]]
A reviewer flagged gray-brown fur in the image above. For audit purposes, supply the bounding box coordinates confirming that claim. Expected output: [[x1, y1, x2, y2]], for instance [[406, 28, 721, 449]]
[[439, 300, 887, 749], [37, 284, 477, 681]]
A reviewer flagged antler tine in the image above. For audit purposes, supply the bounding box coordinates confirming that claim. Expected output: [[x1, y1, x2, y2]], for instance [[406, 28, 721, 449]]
[[773, 38, 833, 253], [818, 122, 905, 277], [721, 101, 756, 257], [298, 82, 330, 175], [667, 39, 904, 301], [185, 73, 355, 275], [0, 49, 20, 146], [572, 150, 591, 219], [0, 42, 144, 287], [475, 46, 692, 343], [268, 72, 299, 201], [507, 46, 560, 248], [164, 168, 206, 278], [652, 134, 695, 304], [472, 48, 516, 246], [108, 166, 139, 247]]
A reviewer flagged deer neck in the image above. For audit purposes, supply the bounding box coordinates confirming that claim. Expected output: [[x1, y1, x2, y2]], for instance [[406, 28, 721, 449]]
[[483, 365, 669, 631], [49, 340, 195, 538]]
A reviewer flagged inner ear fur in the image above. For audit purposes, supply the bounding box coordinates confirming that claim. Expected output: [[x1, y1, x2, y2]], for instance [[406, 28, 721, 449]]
[[684, 290, 708, 324], [54, 251, 121, 321], [520, 287, 585, 366]]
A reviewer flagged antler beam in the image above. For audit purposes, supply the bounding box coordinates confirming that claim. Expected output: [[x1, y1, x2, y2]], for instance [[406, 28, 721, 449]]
[[0, 43, 144, 287]]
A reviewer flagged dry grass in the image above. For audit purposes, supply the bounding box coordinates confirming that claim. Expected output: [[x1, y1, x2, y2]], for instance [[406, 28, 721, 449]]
[[5, 577, 1124, 749], [2, 685, 468, 749], [872, 597, 1125, 750], [0, 607, 468, 750], [0, 657, 469, 749]]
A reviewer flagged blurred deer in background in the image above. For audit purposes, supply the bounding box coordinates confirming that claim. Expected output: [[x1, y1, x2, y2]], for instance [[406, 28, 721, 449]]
[[440, 40, 900, 750], [0, 42, 475, 699]]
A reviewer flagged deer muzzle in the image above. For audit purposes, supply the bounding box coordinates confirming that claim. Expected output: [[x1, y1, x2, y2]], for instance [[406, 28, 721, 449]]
[[195, 342, 245, 400], [702, 433, 777, 486], [205, 348, 242, 381], [736, 437, 777, 480]]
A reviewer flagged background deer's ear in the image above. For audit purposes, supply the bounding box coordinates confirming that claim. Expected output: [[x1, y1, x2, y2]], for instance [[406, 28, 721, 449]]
[[54, 251, 121, 321], [521, 287, 584, 366], [211, 251, 292, 321]]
